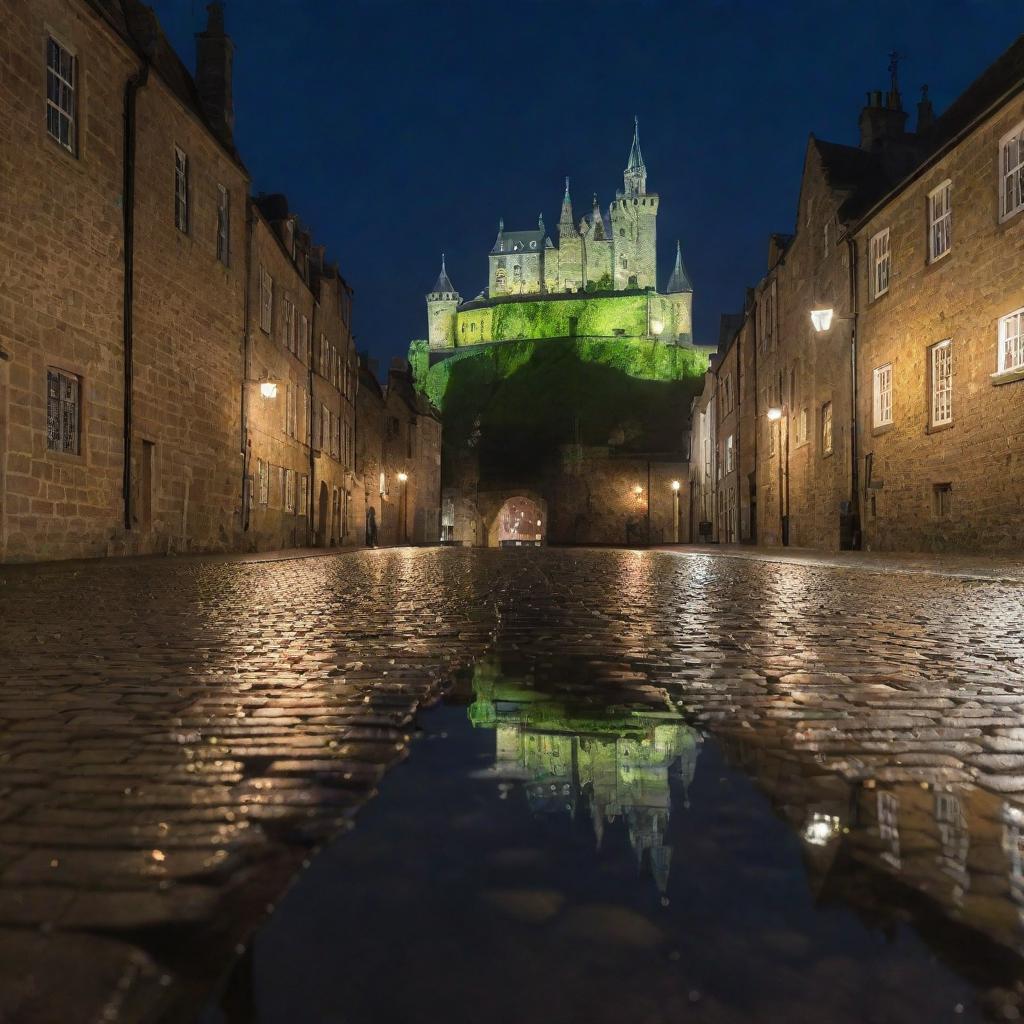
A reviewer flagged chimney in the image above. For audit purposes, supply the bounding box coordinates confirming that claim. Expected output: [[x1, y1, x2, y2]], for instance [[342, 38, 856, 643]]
[[917, 84, 935, 134], [858, 89, 908, 152], [195, 2, 234, 147]]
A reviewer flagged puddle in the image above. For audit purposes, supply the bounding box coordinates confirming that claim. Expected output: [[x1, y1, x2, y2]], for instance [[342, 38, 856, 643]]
[[201, 656, 1024, 1023]]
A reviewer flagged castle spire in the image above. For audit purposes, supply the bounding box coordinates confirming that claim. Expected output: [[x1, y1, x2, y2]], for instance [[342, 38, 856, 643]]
[[558, 177, 576, 237], [429, 252, 457, 297], [624, 116, 647, 196], [591, 194, 606, 240], [666, 240, 692, 294]]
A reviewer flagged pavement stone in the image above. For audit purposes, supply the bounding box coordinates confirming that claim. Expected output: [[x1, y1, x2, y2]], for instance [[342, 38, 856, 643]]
[[1, 545, 1024, 1021]]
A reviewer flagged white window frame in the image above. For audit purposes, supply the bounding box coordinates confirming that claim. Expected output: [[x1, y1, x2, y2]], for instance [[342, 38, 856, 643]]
[[725, 434, 735, 473], [869, 228, 890, 299], [930, 340, 952, 427], [1000, 121, 1024, 223], [260, 267, 273, 333], [795, 407, 808, 445], [46, 36, 76, 153], [174, 147, 189, 233], [873, 364, 893, 427], [821, 401, 833, 455], [998, 307, 1024, 375], [928, 180, 951, 262], [216, 184, 230, 265]]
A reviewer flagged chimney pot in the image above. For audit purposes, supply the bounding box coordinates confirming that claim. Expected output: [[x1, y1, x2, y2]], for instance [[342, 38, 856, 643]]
[[195, 2, 234, 147]]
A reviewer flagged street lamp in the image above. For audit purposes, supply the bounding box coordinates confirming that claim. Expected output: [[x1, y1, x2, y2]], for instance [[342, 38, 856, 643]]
[[671, 479, 681, 543], [243, 377, 279, 399], [809, 306, 861, 550], [397, 472, 409, 544]]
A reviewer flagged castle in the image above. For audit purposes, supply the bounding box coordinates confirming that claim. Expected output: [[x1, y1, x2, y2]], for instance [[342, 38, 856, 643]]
[[425, 120, 694, 350]]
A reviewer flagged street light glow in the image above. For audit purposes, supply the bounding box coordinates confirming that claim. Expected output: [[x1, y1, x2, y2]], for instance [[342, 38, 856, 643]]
[[671, 480, 681, 491], [397, 472, 408, 483], [810, 308, 834, 332], [259, 381, 277, 399], [633, 485, 643, 496], [767, 406, 783, 421], [802, 812, 841, 846]]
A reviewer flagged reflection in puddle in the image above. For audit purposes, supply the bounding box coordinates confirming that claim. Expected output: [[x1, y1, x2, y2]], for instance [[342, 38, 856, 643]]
[[202, 656, 1024, 1024]]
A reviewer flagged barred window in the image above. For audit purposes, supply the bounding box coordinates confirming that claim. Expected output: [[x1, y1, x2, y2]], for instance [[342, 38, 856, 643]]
[[930, 340, 952, 426], [928, 181, 951, 262], [174, 147, 189, 233], [46, 37, 76, 152], [873, 364, 893, 426], [870, 228, 890, 298], [821, 401, 833, 455], [47, 368, 80, 454], [1000, 122, 1024, 222], [260, 267, 273, 333], [998, 308, 1024, 374], [216, 184, 230, 265]]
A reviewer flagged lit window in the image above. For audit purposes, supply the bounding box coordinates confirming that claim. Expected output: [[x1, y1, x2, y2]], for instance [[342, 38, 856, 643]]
[[928, 181, 951, 261], [998, 307, 1024, 374], [796, 407, 808, 445], [46, 38, 76, 152], [174, 147, 189, 233], [726, 434, 735, 473], [260, 267, 273, 333], [870, 228, 890, 298], [930, 340, 952, 427], [216, 184, 230, 265], [821, 401, 833, 455], [873, 364, 893, 426], [1000, 122, 1024, 222], [46, 368, 80, 454]]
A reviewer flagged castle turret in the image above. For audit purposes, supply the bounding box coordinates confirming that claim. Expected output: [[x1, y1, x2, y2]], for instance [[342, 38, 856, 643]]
[[665, 240, 693, 343], [611, 118, 658, 290], [557, 178, 583, 293], [425, 253, 460, 349]]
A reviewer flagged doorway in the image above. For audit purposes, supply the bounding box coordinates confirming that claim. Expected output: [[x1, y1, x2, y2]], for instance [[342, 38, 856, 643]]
[[496, 497, 544, 547]]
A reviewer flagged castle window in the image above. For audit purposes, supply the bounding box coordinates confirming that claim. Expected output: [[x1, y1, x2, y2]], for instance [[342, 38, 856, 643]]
[[513, 265, 522, 282], [821, 401, 833, 455], [495, 269, 507, 289], [216, 184, 230, 265], [998, 307, 1024, 374], [930, 340, 952, 426], [46, 368, 80, 455], [259, 267, 273, 333], [619, 228, 625, 237], [174, 147, 190, 233], [619, 256, 627, 269], [46, 37, 76, 153], [869, 228, 890, 299], [873, 364, 893, 426]]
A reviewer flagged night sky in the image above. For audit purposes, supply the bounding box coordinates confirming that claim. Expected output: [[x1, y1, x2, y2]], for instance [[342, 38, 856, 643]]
[[151, 0, 1016, 363]]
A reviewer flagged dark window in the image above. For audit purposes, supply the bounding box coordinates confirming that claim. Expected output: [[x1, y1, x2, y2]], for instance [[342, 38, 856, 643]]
[[46, 38, 76, 152], [47, 368, 80, 454]]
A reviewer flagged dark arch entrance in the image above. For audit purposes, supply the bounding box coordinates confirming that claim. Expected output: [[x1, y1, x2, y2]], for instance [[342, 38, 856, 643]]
[[497, 496, 544, 547]]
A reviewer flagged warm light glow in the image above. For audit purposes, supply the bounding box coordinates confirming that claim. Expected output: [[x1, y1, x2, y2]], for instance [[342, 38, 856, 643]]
[[397, 472, 408, 483], [259, 381, 277, 399], [671, 479, 681, 492], [650, 319, 664, 335], [633, 485, 643, 496], [810, 308, 834, 332], [767, 406, 783, 421], [802, 812, 841, 846]]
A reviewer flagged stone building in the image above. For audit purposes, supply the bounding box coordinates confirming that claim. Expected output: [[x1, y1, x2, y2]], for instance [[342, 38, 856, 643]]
[[2, 0, 248, 560], [1, 0, 436, 562], [697, 41, 1024, 553]]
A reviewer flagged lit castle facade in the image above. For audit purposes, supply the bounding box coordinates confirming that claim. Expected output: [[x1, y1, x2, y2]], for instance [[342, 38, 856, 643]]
[[425, 121, 694, 351]]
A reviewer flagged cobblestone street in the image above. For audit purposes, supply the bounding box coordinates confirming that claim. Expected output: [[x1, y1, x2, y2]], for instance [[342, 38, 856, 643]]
[[3, 546, 1024, 1022]]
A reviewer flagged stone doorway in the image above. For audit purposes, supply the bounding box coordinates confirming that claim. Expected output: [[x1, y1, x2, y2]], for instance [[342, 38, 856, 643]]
[[496, 497, 544, 547]]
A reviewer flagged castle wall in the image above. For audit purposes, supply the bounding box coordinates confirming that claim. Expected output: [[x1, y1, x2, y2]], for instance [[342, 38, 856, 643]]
[[489, 251, 543, 297], [583, 236, 613, 289], [610, 194, 658, 289]]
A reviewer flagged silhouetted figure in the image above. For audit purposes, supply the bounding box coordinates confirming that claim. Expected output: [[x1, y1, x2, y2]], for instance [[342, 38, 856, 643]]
[[366, 506, 378, 547]]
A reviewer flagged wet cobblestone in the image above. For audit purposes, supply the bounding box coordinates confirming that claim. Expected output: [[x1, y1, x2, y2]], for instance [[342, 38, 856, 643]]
[[2, 546, 1024, 1022]]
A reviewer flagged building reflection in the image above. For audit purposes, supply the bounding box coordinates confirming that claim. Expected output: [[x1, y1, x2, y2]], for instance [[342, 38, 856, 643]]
[[467, 658, 699, 893]]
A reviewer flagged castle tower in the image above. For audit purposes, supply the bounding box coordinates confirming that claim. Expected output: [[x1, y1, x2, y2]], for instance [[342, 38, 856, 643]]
[[665, 240, 693, 343], [557, 178, 583, 293], [610, 118, 658, 290], [426, 253, 460, 349]]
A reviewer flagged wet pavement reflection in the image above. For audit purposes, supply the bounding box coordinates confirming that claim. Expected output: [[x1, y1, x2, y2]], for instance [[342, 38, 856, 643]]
[[204, 652, 1024, 1024]]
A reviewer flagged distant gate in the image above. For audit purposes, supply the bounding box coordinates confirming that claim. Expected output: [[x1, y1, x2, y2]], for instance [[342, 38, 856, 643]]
[[497, 497, 544, 547]]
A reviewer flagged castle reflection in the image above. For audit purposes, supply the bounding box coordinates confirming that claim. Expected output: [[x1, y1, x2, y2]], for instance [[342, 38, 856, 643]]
[[467, 658, 699, 893]]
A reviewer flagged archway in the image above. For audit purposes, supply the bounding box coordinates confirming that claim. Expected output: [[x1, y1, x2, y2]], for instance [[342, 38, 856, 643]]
[[497, 496, 544, 547]]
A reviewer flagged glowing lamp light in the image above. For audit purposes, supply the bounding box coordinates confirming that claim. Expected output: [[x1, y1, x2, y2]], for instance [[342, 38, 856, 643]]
[[671, 480, 681, 492], [259, 381, 277, 399], [810, 308, 834, 332], [766, 406, 783, 422], [633, 485, 643, 496], [650, 319, 664, 335], [802, 812, 841, 847], [397, 472, 408, 483]]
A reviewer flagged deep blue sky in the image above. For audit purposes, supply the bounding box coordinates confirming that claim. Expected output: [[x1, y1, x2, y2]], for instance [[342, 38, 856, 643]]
[[152, 0, 1018, 361]]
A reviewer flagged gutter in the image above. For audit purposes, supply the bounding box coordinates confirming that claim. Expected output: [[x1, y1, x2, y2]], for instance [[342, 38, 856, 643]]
[[122, 61, 149, 532]]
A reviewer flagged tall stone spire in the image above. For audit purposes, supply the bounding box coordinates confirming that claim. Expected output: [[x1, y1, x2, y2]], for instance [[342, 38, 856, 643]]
[[666, 240, 692, 293], [624, 116, 647, 196], [591, 194, 606, 240], [558, 177, 576, 238], [429, 253, 457, 297]]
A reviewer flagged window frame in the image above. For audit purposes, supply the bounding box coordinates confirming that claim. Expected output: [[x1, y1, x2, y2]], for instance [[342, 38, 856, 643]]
[[46, 35, 77, 154], [869, 227, 890, 299], [821, 401, 833, 456], [216, 184, 230, 265], [999, 120, 1024, 223], [259, 267, 273, 333], [929, 339, 953, 427], [174, 146, 190, 234], [46, 367, 81, 455], [998, 307, 1024, 375], [872, 363, 893, 427], [928, 180, 952, 263]]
